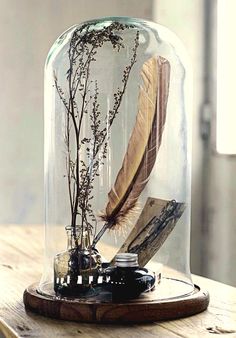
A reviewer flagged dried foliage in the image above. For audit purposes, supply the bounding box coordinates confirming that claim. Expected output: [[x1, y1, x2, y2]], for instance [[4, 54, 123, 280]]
[[54, 21, 139, 245]]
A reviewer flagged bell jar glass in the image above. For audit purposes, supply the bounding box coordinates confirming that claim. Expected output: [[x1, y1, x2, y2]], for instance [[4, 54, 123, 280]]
[[39, 16, 193, 300]]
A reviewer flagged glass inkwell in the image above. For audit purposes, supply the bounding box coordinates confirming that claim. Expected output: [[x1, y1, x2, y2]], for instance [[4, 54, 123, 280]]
[[54, 226, 102, 297], [104, 253, 156, 301], [23, 16, 209, 323]]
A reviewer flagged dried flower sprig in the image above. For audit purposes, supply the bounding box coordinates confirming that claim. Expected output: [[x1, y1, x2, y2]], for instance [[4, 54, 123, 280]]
[[54, 21, 139, 246]]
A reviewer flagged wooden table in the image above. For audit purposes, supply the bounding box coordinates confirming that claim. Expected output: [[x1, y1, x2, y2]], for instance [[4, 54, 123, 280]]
[[0, 225, 235, 338]]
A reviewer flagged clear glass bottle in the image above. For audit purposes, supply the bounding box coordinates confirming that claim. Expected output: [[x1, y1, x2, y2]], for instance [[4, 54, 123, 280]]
[[54, 226, 102, 297], [39, 16, 193, 301]]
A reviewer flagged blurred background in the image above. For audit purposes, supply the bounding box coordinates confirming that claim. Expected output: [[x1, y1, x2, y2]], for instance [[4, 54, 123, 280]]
[[0, 0, 235, 286]]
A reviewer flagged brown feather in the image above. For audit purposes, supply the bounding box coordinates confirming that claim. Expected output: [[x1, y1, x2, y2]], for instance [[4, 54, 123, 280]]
[[101, 56, 170, 230]]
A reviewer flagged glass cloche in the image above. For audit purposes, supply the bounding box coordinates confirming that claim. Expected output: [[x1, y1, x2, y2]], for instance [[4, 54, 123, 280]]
[[40, 16, 193, 302]]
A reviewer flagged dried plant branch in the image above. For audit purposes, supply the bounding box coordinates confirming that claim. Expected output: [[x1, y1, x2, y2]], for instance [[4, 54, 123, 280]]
[[54, 21, 139, 247]]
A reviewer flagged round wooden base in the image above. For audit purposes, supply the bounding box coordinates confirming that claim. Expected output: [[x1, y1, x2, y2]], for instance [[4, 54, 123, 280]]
[[23, 282, 209, 323]]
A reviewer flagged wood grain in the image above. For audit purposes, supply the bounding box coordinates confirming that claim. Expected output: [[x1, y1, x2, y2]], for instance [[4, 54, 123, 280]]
[[23, 283, 209, 323], [0, 225, 236, 337]]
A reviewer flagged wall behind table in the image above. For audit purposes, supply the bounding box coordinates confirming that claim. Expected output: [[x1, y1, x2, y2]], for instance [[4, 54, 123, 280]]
[[153, 0, 204, 276], [0, 0, 152, 224]]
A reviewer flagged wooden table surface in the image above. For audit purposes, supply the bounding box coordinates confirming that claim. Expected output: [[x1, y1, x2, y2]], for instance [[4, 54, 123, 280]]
[[0, 225, 235, 338]]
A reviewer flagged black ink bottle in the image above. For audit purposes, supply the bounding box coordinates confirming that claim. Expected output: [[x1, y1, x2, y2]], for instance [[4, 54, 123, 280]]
[[104, 253, 156, 301]]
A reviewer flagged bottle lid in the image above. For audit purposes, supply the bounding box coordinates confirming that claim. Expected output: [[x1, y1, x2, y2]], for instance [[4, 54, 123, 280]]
[[114, 253, 139, 267]]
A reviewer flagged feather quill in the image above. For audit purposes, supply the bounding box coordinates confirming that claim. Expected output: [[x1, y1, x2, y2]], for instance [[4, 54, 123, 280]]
[[93, 56, 170, 246]]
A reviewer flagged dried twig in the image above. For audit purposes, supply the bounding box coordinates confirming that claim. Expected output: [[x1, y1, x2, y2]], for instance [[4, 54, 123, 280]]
[[54, 22, 139, 247]]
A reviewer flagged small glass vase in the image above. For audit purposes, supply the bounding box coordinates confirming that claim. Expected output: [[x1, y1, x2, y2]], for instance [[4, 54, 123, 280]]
[[54, 226, 102, 297]]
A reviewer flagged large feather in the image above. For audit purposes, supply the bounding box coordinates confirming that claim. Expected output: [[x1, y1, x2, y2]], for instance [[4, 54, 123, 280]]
[[92, 56, 170, 246]]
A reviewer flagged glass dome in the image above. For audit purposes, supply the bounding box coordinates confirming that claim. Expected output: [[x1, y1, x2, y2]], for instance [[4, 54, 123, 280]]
[[40, 16, 192, 300]]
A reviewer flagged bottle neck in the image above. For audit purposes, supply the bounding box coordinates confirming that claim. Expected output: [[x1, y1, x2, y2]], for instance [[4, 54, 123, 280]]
[[66, 226, 79, 250], [81, 231, 90, 250], [66, 226, 90, 250]]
